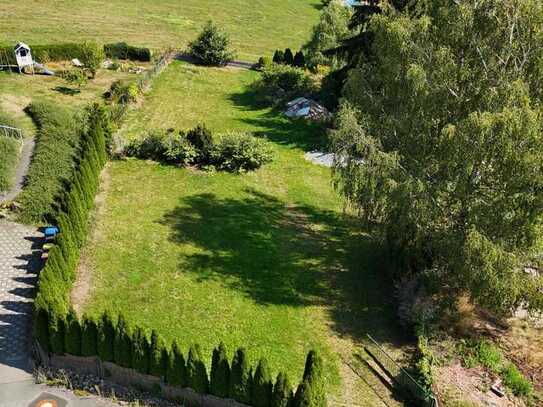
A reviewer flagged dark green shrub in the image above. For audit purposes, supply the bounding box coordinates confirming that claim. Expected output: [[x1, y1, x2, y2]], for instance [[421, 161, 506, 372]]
[[104, 42, 151, 62], [189, 20, 235, 66], [125, 129, 167, 160], [34, 307, 50, 352], [273, 50, 284, 64], [258, 56, 272, 69], [186, 124, 214, 163], [114, 315, 132, 368], [252, 358, 273, 407], [81, 315, 98, 357], [229, 348, 252, 403], [254, 64, 314, 105], [149, 330, 169, 377], [271, 372, 293, 407], [49, 313, 66, 354], [80, 41, 104, 78], [501, 364, 533, 397], [187, 344, 209, 394], [162, 131, 199, 165], [64, 309, 82, 356], [98, 312, 115, 361], [293, 51, 306, 68], [211, 132, 273, 172], [294, 351, 326, 407], [166, 340, 187, 387], [284, 48, 294, 65], [132, 327, 150, 374], [210, 342, 230, 397]]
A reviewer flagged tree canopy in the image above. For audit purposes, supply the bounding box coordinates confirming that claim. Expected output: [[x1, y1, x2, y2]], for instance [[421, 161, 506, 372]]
[[331, 0, 543, 316]]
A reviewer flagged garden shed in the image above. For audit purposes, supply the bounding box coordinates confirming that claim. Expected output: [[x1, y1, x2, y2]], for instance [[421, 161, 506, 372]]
[[14, 42, 33, 72]]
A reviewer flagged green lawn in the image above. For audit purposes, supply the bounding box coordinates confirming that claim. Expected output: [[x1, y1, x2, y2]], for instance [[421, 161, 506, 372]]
[[1, 0, 321, 60], [79, 62, 405, 405], [0, 135, 20, 192]]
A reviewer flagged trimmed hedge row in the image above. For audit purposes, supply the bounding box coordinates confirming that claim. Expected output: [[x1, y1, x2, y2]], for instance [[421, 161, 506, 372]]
[[104, 42, 152, 62], [32, 102, 326, 406], [17, 102, 82, 223], [39, 304, 325, 406], [1, 42, 151, 65]]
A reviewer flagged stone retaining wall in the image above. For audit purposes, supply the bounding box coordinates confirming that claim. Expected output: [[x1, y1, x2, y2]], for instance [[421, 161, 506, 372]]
[[47, 353, 250, 407]]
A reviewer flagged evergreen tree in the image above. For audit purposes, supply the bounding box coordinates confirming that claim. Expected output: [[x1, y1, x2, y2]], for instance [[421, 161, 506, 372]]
[[293, 51, 306, 68], [271, 372, 293, 407], [210, 342, 230, 397], [293, 351, 326, 407], [166, 340, 187, 387], [149, 330, 168, 377], [64, 308, 82, 356], [187, 344, 209, 394], [81, 315, 98, 357], [97, 312, 115, 362], [34, 307, 50, 352], [273, 50, 284, 64], [252, 358, 273, 407], [230, 348, 251, 403], [132, 326, 150, 374], [114, 315, 132, 368], [189, 20, 235, 66], [284, 48, 294, 65], [49, 312, 66, 354]]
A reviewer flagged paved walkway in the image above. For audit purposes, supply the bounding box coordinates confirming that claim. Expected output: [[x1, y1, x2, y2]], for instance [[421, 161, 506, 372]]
[[0, 220, 42, 383]]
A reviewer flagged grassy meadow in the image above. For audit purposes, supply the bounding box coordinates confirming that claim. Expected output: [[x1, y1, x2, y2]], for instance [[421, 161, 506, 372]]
[[1, 0, 321, 60], [78, 62, 405, 405]]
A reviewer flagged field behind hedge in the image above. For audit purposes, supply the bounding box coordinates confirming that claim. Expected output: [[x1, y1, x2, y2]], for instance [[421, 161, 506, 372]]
[[78, 62, 405, 406], [1, 0, 321, 60]]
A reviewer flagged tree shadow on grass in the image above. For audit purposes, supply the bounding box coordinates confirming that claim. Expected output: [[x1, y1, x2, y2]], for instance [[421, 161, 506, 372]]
[[53, 86, 80, 96], [159, 187, 405, 346], [228, 90, 329, 152]]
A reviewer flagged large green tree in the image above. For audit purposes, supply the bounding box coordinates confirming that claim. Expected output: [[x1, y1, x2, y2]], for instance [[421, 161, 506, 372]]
[[331, 0, 543, 316]]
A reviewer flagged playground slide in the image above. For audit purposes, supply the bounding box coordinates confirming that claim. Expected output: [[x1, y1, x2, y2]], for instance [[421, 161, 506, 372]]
[[33, 62, 55, 75]]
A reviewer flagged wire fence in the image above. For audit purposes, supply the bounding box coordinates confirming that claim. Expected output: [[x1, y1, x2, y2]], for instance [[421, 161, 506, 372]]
[[365, 334, 438, 407], [136, 48, 176, 93], [0, 124, 24, 139]]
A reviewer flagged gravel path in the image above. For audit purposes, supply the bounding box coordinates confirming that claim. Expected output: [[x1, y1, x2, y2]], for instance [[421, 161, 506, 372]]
[[304, 151, 335, 167], [0, 135, 35, 204]]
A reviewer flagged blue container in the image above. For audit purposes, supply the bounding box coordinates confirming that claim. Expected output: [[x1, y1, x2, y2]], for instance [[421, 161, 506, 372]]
[[44, 226, 59, 237]]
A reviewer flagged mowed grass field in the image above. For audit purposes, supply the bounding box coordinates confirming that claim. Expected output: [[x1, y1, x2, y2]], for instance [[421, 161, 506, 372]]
[[1, 0, 321, 60], [78, 62, 405, 405]]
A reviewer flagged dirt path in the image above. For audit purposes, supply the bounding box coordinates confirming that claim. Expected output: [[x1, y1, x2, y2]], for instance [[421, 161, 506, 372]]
[[0, 135, 35, 204], [175, 53, 255, 70], [70, 165, 111, 314]]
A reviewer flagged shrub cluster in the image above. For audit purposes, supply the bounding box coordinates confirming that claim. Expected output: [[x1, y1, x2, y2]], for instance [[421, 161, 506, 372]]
[[270, 48, 306, 69], [17, 102, 82, 223], [252, 64, 315, 106], [106, 80, 140, 105], [126, 127, 273, 172], [104, 42, 152, 62]]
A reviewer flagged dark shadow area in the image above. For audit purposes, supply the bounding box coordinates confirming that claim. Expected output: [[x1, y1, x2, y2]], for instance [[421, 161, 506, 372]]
[[53, 86, 81, 96], [159, 188, 406, 347], [228, 91, 329, 152]]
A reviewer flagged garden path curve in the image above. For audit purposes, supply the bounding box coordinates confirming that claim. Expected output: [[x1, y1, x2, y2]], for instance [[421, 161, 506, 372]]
[[0, 135, 35, 204]]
